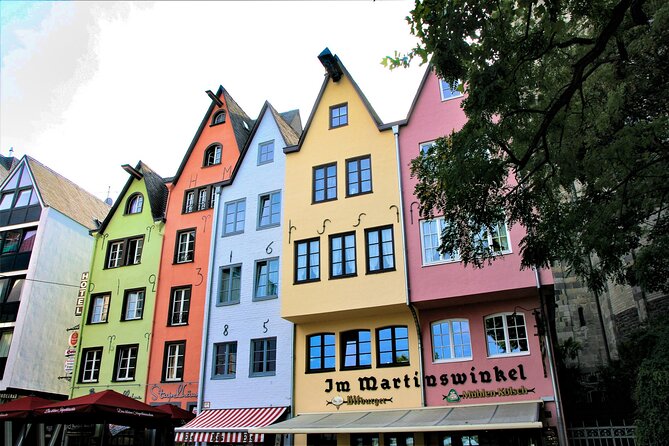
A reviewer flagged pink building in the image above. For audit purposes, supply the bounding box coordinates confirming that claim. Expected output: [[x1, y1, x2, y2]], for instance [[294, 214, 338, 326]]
[[398, 68, 564, 445]]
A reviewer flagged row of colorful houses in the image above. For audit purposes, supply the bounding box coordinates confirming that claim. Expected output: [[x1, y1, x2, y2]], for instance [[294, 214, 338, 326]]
[[1, 49, 564, 445]]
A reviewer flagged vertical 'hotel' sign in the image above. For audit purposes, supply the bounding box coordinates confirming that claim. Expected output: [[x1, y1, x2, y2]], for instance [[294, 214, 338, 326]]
[[75, 272, 88, 316]]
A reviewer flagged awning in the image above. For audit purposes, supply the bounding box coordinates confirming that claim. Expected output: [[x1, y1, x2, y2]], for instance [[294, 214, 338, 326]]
[[251, 401, 542, 434], [175, 406, 287, 443]]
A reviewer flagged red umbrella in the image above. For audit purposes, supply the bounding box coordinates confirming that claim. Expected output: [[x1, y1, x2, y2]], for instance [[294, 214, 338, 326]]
[[0, 396, 53, 420], [155, 404, 196, 425], [35, 390, 169, 427]]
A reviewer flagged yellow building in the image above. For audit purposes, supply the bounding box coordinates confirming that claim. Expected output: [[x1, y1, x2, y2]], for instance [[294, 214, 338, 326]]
[[271, 49, 422, 446]]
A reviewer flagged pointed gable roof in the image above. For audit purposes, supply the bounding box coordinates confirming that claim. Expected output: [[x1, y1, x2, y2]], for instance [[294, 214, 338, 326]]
[[96, 161, 168, 234], [286, 49, 390, 154], [172, 86, 253, 184], [21, 156, 110, 230], [0, 155, 18, 183]]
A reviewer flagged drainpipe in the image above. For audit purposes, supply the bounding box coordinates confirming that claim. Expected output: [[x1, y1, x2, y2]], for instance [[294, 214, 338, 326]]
[[392, 125, 425, 407], [535, 267, 568, 446], [196, 186, 222, 415]]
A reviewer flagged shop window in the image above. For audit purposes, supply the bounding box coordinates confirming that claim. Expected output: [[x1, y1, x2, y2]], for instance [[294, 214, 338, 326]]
[[365, 226, 395, 273], [105, 236, 144, 268], [113, 344, 138, 381], [307, 434, 338, 446], [121, 288, 145, 321], [250, 337, 276, 376], [341, 330, 371, 370], [204, 144, 222, 166], [295, 238, 320, 283], [431, 319, 472, 361], [168, 287, 191, 326], [222, 199, 246, 236], [485, 313, 529, 356], [307, 333, 335, 373], [351, 434, 379, 446], [174, 229, 195, 263], [377, 326, 409, 367], [346, 155, 372, 196], [254, 258, 279, 300], [313, 163, 337, 203], [88, 293, 110, 324], [163, 341, 186, 382], [125, 193, 143, 214], [78, 347, 102, 383], [257, 191, 281, 229], [219, 265, 241, 305], [385, 433, 415, 446], [213, 342, 237, 378], [329, 232, 356, 278]]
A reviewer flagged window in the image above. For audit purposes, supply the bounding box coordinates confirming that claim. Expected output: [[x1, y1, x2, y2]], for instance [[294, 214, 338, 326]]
[[377, 326, 410, 367], [419, 140, 436, 155], [421, 218, 459, 264], [295, 238, 320, 283], [204, 144, 222, 166], [431, 319, 472, 361], [330, 232, 356, 278], [175, 229, 195, 263], [250, 337, 276, 376], [213, 342, 237, 378], [258, 141, 274, 165], [0, 193, 14, 210], [168, 287, 191, 326], [219, 265, 241, 305], [0, 164, 40, 227], [88, 293, 110, 324], [113, 344, 138, 381], [0, 227, 36, 255], [163, 341, 186, 382], [122, 289, 145, 321], [125, 193, 143, 214], [307, 333, 335, 373], [223, 199, 245, 236], [479, 222, 511, 253], [346, 156, 372, 196], [183, 185, 217, 214], [257, 191, 281, 229], [0, 276, 24, 323], [105, 236, 144, 268], [485, 313, 529, 356], [0, 329, 11, 379], [184, 191, 195, 213], [439, 79, 463, 101], [329, 103, 348, 128], [197, 189, 208, 211], [212, 110, 226, 125], [78, 347, 103, 383], [341, 330, 371, 369], [313, 163, 337, 203], [254, 258, 279, 299], [365, 226, 395, 273]]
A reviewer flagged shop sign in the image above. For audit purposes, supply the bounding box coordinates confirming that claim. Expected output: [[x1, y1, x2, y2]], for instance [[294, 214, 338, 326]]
[[64, 356, 75, 373], [75, 272, 88, 317], [68, 331, 79, 347], [425, 364, 528, 388], [326, 395, 394, 410], [448, 386, 536, 400], [324, 371, 421, 393], [149, 383, 198, 401]]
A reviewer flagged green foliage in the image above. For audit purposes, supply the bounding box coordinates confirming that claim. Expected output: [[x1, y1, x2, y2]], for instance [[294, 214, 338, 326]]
[[393, 0, 669, 292]]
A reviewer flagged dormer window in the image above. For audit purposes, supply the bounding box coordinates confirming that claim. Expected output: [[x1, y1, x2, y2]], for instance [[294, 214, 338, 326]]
[[329, 103, 348, 129], [212, 110, 226, 126], [125, 193, 143, 214], [439, 79, 463, 101], [204, 144, 222, 167]]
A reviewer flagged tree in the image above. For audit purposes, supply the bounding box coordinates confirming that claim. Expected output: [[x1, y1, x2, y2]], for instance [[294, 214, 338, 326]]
[[386, 0, 669, 292]]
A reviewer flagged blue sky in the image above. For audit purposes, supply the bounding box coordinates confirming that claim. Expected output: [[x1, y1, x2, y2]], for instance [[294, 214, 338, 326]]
[[0, 1, 425, 200]]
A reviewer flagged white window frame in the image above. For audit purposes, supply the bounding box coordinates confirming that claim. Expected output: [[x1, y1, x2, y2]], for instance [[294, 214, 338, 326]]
[[164, 342, 185, 382], [90, 294, 110, 324], [169, 288, 190, 326], [127, 238, 143, 265], [176, 230, 195, 263], [114, 345, 138, 381], [419, 140, 436, 155], [197, 189, 208, 211], [439, 79, 464, 101], [431, 319, 472, 363], [80, 348, 102, 383], [184, 191, 195, 213], [107, 241, 124, 268], [123, 289, 145, 321], [484, 312, 530, 357]]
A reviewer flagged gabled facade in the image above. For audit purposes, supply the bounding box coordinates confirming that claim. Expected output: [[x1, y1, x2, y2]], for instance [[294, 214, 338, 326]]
[[0, 156, 109, 401], [146, 87, 252, 411], [397, 68, 562, 444], [70, 162, 167, 401]]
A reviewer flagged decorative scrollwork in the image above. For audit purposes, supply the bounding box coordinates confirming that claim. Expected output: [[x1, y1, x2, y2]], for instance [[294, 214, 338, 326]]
[[201, 214, 211, 234], [146, 225, 155, 243], [195, 268, 204, 286], [100, 233, 109, 250], [389, 205, 399, 223], [148, 274, 157, 292], [107, 335, 116, 353], [263, 319, 269, 333], [117, 278, 120, 295], [288, 220, 297, 244], [317, 219, 331, 235], [88, 282, 96, 293], [409, 201, 419, 225], [266, 241, 274, 255], [144, 332, 151, 351], [353, 213, 366, 228]]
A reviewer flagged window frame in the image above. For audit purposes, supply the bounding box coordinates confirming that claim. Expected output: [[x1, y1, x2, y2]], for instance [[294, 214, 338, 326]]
[[174, 229, 196, 264], [439, 79, 464, 101], [484, 312, 530, 357], [125, 193, 144, 215], [222, 198, 246, 237], [329, 231, 357, 279], [365, 225, 396, 274], [87, 293, 110, 324], [253, 257, 279, 301], [345, 155, 373, 197], [112, 344, 139, 382], [168, 286, 191, 326], [218, 264, 242, 306], [294, 237, 320, 284], [329, 103, 348, 129], [306, 333, 336, 373], [78, 347, 103, 383], [203, 144, 223, 167], [340, 329, 372, 370], [212, 341, 237, 379], [211, 110, 226, 126], [121, 288, 146, 321], [419, 140, 436, 155], [257, 140, 275, 165], [312, 162, 337, 204], [256, 190, 281, 230], [105, 236, 144, 269], [376, 326, 410, 368], [182, 184, 217, 214], [430, 319, 473, 363], [162, 341, 186, 382], [249, 337, 277, 377]]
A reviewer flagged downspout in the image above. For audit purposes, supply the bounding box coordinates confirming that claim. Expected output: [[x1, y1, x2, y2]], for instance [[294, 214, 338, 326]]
[[196, 186, 222, 415], [535, 267, 568, 446], [392, 124, 425, 407]]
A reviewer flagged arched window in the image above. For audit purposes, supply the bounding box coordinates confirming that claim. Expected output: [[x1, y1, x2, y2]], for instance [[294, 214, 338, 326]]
[[203, 144, 222, 166], [126, 193, 143, 214], [212, 110, 226, 125]]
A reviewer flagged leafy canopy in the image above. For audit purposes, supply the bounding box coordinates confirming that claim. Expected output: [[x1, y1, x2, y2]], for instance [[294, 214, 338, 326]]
[[386, 0, 669, 292]]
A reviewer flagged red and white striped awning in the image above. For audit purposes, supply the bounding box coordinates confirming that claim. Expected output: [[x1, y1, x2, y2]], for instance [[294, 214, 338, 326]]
[[174, 406, 287, 444]]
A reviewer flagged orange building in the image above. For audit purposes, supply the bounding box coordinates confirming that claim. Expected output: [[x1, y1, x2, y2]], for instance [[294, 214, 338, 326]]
[[145, 87, 252, 411]]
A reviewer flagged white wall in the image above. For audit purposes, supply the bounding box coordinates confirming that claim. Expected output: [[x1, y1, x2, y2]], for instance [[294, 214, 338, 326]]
[[202, 107, 293, 409]]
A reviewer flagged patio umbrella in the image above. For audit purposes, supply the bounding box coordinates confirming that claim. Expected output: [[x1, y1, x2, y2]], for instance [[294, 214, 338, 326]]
[[34, 390, 169, 427], [0, 396, 53, 420], [155, 404, 195, 425]]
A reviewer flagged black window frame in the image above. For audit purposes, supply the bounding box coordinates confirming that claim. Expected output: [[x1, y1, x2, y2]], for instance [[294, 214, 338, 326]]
[[345, 155, 373, 197], [294, 237, 320, 284], [125, 193, 144, 215], [78, 346, 103, 383], [112, 343, 139, 382], [329, 103, 348, 129], [203, 143, 223, 167], [340, 329, 372, 370], [365, 225, 396, 274], [105, 236, 144, 269], [168, 286, 191, 326], [376, 325, 410, 367], [212, 341, 237, 379], [312, 162, 337, 203], [174, 229, 196, 264], [306, 333, 336, 373], [121, 288, 146, 321], [162, 340, 186, 382], [329, 231, 356, 279], [211, 110, 226, 126]]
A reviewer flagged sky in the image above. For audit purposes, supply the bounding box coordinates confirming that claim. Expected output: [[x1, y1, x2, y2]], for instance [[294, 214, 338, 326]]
[[0, 1, 426, 201]]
